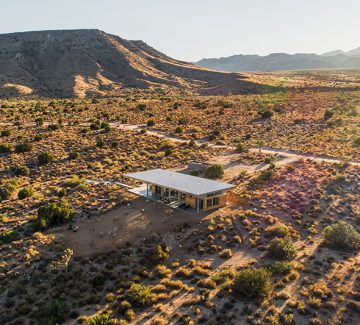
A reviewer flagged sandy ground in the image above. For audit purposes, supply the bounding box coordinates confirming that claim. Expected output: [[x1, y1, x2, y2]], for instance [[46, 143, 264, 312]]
[[50, 197, 206, 256]]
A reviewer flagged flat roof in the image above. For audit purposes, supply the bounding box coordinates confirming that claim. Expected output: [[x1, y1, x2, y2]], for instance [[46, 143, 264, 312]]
[[124, 168, 235, 196]]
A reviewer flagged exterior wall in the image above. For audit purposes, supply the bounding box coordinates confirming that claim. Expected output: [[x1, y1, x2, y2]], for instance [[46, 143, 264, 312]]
[[185, 194, 197, 208], [148, 183, 229, 212], [203, 193, 227, 211]]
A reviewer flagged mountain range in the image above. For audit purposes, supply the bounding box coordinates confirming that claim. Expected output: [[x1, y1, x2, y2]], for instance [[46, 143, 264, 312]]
[[196, 47, 360, 73], [0, 29, 262, 98]]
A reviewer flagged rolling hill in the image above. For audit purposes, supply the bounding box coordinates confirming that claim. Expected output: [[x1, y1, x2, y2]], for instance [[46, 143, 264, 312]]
[[196, 51, 360, 73], [0, 29, 261, 98]]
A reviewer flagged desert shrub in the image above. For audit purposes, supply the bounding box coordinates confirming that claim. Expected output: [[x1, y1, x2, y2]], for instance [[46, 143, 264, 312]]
[[90, 123, 101, 131], [154, 244, 170, 261], [323, 109, 334, 120], [0, 144, 12, 153], [211, 268, 236, 286], [236, 143, 248, 153], [12, 165, 30, 176], [37, 201, 74, 228], [39, 300, 69, 325], [264, 223, 290, 238], [137, 103, 147, 111], [68, 151, 80, 160], [15, 142, 33, 153], [96, 138, 106, 148], [266, 261, 293, 275], [63, 176, 82, 188], [268, 236, 297, 260], [147, 119, 155, 127], [84, 309, 116, 325], [1, 129, 10, 137], [38, 152, 55, 165], [259, 110, 274, 118], [353, 137, 360, 147], [323, 221, 360, 250], [48, 124, 60, 131], [35, 117, 44, 126], [175, 126, 184, 134], [18, 187, 34, 199], [0, 229, 19, 243], [164, 147, 173, 156], [125, 283, 154, 307], [232, 268, 273, 299], [92, 274, 106, 287], [205, 164, 224, 178], [219, 248, 233, 259], [0, 179, 18, 201]]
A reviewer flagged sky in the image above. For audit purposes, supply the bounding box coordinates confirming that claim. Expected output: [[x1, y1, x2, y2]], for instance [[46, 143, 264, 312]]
[[1, 0, 360, 61]]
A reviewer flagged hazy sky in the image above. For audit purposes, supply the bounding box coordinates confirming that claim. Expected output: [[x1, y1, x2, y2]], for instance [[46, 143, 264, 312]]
[[1, 0, 360, 61]]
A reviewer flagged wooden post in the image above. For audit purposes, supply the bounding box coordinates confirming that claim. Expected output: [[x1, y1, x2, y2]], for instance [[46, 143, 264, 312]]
[[196, 197, 200, 214], [146, 183, 149, 198]]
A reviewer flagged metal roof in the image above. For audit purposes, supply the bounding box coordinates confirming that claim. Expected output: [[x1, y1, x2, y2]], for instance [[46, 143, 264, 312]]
[[124, 168, 235, 196]]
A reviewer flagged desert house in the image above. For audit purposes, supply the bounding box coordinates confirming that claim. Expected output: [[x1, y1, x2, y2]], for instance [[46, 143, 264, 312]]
[[124, 168, 235, 213]]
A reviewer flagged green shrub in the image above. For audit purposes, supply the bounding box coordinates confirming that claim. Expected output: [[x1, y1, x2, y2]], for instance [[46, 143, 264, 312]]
[[154, 244, 170, 261], [232, 268, 273, 299], [266, 261, 293, 275], [39, 300, 69, 325], [259, 110, 274, 119], [48, 124, 60, 131], [84, 310, 115, 325], [125, 283, 154, 307], [323, 109, 334, 120], [323, 221, 360, 250], [0, 144, 12, 153], [15, 141, 33, 153], [37, 201, 74, 228], [12, 165, 30, 176], [96, 138, 106, 148], [68, 151, 80, 160], [236, 143, 248, 153], [1, 130, 10, 137], [92, 274, 106, 287], [264, 223, 290, 238], [18, 187, 34, 199], [267, 236, 297, 260], [147, 119, 155, 127], [0, 179, 18, 201], [205, 164, 224, 178], [38, 152, 55, 165], [0, 230, 19, 243], [353, 137, 360, 147], [35, 117, 44, 126], [175, 126, 184, 134]]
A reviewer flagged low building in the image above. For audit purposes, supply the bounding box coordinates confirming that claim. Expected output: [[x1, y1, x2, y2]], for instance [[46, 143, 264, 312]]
[[124, 168, 235, 213]]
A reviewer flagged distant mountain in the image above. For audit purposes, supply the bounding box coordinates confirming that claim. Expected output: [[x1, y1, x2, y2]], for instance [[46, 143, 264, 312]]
[[321, 50, 346, 56], [0, 29, 261, 98], [196, 48, 360, 73]]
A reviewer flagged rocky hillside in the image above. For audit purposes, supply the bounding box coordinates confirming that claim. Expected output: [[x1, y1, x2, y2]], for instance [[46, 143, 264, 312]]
[[0, 29, 259, 98]]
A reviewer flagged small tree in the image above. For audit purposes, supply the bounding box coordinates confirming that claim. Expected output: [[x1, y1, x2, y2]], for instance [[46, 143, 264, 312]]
[[233, 268, 273, 299], [205, 164, 224, 179], [324, 221, 360, 250]]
